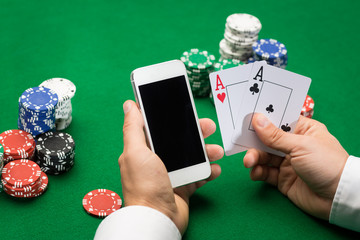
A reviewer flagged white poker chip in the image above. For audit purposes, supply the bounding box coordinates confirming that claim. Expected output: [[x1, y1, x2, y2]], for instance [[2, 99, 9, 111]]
[[40, 78, 76, 101], [39, 78, 76, 129], [226, 13, 262, 34]]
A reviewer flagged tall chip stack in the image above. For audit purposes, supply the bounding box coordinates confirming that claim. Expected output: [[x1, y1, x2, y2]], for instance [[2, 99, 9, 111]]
[[219, 13, 262, 62], [252, 39, 288, 69], [180, 48, 215, 97], [39, 78, 76, 130], [35, 131, 76, 175], [18, 87, 58, 136], [0, 130, 36, 164]]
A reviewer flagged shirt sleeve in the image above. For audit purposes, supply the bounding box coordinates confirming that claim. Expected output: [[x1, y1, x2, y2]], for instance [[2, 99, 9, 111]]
[[94, 205, 182, 240], [330, 155, 360, 232]]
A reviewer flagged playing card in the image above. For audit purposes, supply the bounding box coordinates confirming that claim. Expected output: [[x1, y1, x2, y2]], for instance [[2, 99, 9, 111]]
[[209, 63, 255, 156], [231, 61, 311, 156]]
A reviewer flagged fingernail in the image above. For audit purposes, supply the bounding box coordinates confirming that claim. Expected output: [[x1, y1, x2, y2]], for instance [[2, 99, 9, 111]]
[[256, 114, 270, 128], [123, 101, 131, 114]]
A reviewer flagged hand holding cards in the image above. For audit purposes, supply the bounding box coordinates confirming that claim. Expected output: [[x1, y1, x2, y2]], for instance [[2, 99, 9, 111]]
[[210, 61, 311, 156]]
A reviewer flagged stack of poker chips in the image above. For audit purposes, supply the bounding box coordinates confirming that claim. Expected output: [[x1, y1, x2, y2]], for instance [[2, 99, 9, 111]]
[[35, 131, 75, 175], [18, 87, 58, 136], [1, 159, 48, 198], [0, 143, 3, 191], [301, 95, 314, 118], [180, 48, 215, 97], [39, 78, 76, 130], [0, 130, 36, 164], [252, 39, 288, 69], [219, 13, 262, 62], [210, 59, 244, 105]]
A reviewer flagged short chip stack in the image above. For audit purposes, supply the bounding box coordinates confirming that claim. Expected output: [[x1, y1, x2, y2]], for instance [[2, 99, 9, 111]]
[[0, 130, 36, 164], [180, 48, 215, 97], [39, 78, 76, 130], [301, 95, 314, 118], [35, 131, 75, 175], [1, 159, 48, 198], [252, 39, 288, 69], [219, 13, 262, 62], [18, 87, 58, 136]]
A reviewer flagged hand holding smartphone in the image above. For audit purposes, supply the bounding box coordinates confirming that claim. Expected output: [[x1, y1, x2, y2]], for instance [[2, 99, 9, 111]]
[[131, 60, 211, 188]]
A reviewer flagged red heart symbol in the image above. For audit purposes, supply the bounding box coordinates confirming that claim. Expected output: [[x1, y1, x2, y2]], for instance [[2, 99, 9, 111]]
[[217, 92, 226, 103]]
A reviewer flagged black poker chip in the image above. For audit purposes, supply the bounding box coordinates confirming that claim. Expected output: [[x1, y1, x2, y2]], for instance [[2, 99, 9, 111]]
[[35, 131, 75, 175]]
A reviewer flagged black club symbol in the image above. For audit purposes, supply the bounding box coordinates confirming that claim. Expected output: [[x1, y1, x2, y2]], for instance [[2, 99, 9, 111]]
[[250, 83, 259, 95], [281, 123, 291, 132], [266, 104, 274, 113]]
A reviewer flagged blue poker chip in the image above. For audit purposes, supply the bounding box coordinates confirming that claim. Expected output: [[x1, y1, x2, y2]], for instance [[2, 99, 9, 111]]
[[252, 39, 287, 60], [19, 87, 58, 113], [18, 87, 57, 136]]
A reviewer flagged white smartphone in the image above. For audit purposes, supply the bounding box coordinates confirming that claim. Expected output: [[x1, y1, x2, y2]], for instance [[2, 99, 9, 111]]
[[131, 60, 211, 188]]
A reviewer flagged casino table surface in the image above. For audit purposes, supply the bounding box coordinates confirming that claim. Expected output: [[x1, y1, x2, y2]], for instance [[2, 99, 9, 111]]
[[1, 0, 360, 239]]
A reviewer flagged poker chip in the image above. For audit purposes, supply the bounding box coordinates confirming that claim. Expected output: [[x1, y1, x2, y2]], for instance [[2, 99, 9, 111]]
[[226, 13, 262, 34], [82, 189, 122, 218], [1, 159, 42, 188], [181, 49, 215, 70], [18, 87, 58, 136], [301, 95, 315, 118], [35, 131, 76, 175], [0, 144, 3, 192], [214, 59, 244, 71], [0, 130, 36, 163], [252, 39, 288, 69], [39, 78, 76, 130], [180, 48, 215, 98], [219, 13, 261, 62], [2, 168, 48, 198]]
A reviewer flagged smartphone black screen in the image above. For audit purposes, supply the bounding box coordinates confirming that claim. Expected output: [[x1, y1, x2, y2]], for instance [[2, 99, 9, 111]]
[[138, 75, 206, 172]]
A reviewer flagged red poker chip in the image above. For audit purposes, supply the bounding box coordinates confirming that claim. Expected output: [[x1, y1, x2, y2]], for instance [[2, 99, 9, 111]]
[[2, 171, 48, 198], [33, 171, 49, 197], [3, 147, 36, 163], [1, 159, 42, 188], [2, 176, 42, 193], [82, 189, 122, 218], [0, 130, 35, 159], [301, 95, 314, 113]]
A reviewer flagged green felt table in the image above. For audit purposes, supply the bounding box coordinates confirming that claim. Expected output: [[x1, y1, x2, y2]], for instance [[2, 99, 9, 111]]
[[1, 0, 360, 239]]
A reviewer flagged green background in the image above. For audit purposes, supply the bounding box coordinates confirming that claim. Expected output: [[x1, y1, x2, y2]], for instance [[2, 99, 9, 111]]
[[0, 0, 359, 239]]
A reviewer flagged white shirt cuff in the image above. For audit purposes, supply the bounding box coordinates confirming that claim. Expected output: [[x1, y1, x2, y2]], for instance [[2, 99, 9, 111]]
[[330, 155, 360, 232], [94, 205, 181, 240]]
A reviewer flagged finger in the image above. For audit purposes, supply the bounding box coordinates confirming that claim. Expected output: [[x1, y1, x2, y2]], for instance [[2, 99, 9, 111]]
[[243, 148, 269, 168], [205, 144, 224, 162], [122, 100, 147, 149], [195, 164, 222, 188], [243, 149, 284, 169], [174, 164, 221, 202], [250, 165, 279, 186], [199, 118, 216, 139], [294, 115, 328, 136], [252, 113, 301, 154]]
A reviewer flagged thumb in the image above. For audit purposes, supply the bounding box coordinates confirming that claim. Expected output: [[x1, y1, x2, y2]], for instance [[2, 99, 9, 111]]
[[122, 100, 147, 149], [252, 113, 300, 154]]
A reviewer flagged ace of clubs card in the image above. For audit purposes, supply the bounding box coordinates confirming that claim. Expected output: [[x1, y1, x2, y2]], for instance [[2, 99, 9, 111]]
[[231, 61, 311, 156]]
